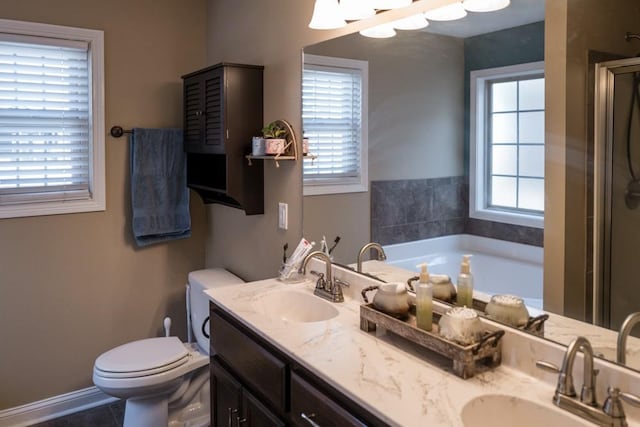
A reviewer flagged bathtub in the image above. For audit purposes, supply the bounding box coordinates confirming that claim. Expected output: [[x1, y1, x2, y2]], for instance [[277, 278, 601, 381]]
[[383, 234, 543, 309]]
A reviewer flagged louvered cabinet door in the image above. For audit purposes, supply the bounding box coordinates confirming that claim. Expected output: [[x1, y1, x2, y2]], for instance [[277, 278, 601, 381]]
[[202, 68, 225, 153], [182, 67, 225, 154], [183, 75, 205, 153]]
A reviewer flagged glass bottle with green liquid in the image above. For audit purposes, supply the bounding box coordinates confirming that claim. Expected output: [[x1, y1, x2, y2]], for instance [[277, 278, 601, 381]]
[[415, 263, 433, 331], [456, 255, 474, 308]]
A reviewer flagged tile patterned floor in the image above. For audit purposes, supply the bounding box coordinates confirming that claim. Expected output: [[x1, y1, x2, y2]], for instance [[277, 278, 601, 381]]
[[30, 400, 124, 427]]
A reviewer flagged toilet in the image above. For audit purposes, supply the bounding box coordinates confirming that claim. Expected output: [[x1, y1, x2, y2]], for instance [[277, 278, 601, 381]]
[[93, 269, 244, 427]]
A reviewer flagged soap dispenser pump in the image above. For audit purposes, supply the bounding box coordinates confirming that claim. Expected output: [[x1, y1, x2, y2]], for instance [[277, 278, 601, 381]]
[[456, 255, 474, 308], [415, 263, 433, 331]]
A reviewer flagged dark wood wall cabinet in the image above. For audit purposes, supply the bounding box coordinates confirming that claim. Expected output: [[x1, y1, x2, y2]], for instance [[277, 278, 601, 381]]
[[182, 63, 264, 214], [210, 303, 385, 427]]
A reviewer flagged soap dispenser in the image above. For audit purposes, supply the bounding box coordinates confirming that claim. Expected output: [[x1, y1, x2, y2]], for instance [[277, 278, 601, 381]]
[[415, 263, 433, 331], [456, 255, 474, 308]]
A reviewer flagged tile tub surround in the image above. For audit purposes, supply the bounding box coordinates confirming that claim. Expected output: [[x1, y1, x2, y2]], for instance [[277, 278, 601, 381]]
[[370, 177, 543, 247], [205, 263, 640, 426]]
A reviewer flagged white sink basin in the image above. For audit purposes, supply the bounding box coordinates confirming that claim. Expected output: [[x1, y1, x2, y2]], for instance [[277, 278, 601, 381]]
[[461, 394, 591, 427], [253, 290, 339, 323]]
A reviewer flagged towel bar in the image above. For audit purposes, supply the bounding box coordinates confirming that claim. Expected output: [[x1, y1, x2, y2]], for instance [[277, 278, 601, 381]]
[[110, 126, 133, 138]]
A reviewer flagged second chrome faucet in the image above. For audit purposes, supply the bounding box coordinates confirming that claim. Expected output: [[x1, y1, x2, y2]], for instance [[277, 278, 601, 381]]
[[357, 242, 387, 273]]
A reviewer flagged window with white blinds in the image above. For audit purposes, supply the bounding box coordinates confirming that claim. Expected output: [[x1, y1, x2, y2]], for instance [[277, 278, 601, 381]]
[[0, 19, 104, 218], [302, 54, 368, 195]]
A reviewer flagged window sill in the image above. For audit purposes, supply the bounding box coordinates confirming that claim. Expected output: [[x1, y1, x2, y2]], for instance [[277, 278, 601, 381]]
[[303, 182, 367, 196], [0, 198, 106, 219], [469, 208, 543, 229]]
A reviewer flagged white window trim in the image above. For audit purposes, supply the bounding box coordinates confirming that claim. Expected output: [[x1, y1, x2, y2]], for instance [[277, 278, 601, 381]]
[[469, 61, 544, 229], [303, 54, 368, 196], [0, 19, 105, 219]]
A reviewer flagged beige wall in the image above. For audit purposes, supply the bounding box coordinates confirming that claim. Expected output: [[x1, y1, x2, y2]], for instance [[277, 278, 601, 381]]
[[0, 0, 207, 409], [303, 31, 464, 263], [544, 0, 640, 318]]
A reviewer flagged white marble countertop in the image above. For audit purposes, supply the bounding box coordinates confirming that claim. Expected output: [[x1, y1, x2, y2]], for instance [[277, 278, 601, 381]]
[[206, 274, 595, 426]]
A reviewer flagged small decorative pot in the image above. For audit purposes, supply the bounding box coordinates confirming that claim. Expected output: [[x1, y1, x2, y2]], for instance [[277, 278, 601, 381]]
[[265, 138, 286, 155], [252, 137, 265, 156], [302, 138, 309, 155]]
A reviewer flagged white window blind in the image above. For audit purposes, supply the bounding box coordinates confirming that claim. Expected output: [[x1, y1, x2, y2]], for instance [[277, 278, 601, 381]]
[[302, 55, 367, 195], [0, 36, 91, 206]]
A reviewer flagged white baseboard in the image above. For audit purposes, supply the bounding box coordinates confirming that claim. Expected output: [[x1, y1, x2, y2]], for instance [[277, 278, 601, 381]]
[[0, 387, 117, 427]]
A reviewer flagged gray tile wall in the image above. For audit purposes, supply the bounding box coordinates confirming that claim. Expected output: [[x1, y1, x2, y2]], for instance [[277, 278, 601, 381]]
[[370, 176, 543, 247]]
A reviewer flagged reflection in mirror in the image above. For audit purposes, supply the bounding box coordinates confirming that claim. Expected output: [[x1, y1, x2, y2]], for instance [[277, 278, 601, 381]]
[[302, 0, 640, 371]]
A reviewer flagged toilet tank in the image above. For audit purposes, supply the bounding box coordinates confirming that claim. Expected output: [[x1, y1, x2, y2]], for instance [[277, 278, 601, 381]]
[[188, 269, 244, 354]]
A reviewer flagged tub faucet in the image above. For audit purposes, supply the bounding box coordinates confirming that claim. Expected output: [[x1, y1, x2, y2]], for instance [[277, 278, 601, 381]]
[[617, 312, 640, 365], [302, 251, 344, 303], [357, 242, 387, 273]]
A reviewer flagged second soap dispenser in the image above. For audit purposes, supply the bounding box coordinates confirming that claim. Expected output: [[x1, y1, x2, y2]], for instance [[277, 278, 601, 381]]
[[456, 255, 474, 308], [415, 263, 433, 331]]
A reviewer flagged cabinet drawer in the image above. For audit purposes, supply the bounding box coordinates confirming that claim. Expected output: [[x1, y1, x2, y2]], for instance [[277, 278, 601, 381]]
[[290, 372, 366, 427], [210, 311, 287, 412]]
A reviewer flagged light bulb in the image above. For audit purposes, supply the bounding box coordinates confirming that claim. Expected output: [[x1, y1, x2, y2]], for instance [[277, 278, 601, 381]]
[[371, 0, 412, 10], [339, 0, 376, 20], [309, 0, 347, 29], [360, 24, 397, 38], [392, 14, 429, 30], [424, 2, 467, 21]]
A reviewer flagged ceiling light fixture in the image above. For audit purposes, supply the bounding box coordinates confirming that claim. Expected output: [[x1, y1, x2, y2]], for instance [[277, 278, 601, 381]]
[[360, 23, 397, 38], [392, 14, 429, 30], [339, 0, 376, 20], [463, 0, 510, 12], [423, 1, 467, 21], [309, 0, 347, 29], [371, 0, 412, 10]]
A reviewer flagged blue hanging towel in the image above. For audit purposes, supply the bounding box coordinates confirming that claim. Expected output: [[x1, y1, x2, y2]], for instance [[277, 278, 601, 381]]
[[130, 128, 191, 247]]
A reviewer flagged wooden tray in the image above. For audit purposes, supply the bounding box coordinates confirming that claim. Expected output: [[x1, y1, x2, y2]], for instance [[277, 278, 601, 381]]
[[360, 303, 504, 379]]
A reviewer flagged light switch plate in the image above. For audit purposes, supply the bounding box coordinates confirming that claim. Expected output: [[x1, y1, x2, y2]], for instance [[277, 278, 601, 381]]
[[278, 202, 288, 230]]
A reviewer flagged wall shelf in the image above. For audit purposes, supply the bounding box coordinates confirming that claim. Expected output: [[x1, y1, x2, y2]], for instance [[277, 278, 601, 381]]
[[246, 154, 317, 168]]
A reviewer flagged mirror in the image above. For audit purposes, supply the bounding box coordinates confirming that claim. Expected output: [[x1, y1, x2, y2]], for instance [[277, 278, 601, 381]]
[[301, 0, 640, 371]]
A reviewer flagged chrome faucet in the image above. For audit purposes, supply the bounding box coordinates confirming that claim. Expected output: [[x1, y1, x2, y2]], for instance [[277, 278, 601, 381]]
[[536, 336, 605, 424], [617, 312, 640, 365], [302, 251, 344, 303], [357, 242, 387, 273]]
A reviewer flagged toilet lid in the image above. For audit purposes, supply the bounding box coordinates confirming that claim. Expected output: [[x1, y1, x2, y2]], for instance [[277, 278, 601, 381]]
[[94, 337, 189, 376]]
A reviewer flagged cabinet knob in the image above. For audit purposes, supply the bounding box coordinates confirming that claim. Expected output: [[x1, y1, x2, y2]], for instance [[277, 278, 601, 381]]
[[301, 412, 321, 427], [236, 416, 247, 425], [195, 110, 204, 117]]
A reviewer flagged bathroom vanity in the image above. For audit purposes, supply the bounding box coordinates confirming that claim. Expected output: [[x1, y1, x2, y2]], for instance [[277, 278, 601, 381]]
[[210, 303, 381, 426], [205, 263, 640, 427]]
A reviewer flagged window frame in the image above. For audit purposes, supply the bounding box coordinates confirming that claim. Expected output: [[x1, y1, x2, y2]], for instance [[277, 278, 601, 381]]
[[0, 18, 105, 219], [302, 54, 368, 196], [469, 61, 544, 229]]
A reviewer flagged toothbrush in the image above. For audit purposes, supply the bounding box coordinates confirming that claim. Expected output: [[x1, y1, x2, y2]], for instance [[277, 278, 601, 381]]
[[328, 236, 341, 255]]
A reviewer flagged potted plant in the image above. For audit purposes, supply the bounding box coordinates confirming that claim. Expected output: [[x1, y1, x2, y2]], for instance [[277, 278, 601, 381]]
[[262, 121, 288, 155]]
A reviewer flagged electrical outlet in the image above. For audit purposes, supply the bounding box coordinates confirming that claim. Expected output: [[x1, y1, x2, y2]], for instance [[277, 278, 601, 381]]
[[278, 202, 288, 230]]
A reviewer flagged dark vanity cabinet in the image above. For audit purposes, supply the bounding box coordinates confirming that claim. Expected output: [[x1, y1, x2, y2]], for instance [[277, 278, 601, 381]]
[[210, 303, 384, 427], [182, 63, 264, 214]]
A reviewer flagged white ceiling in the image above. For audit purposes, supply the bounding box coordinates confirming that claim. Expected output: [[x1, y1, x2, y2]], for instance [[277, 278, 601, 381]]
[[423, 0, 545, 38]]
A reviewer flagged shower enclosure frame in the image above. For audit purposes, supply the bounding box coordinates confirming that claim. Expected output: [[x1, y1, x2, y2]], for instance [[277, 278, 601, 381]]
[[594, 57, 640, 327]]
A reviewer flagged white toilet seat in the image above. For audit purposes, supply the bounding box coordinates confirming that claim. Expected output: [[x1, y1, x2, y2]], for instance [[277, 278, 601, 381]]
[[94, 337, 189, 379]]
